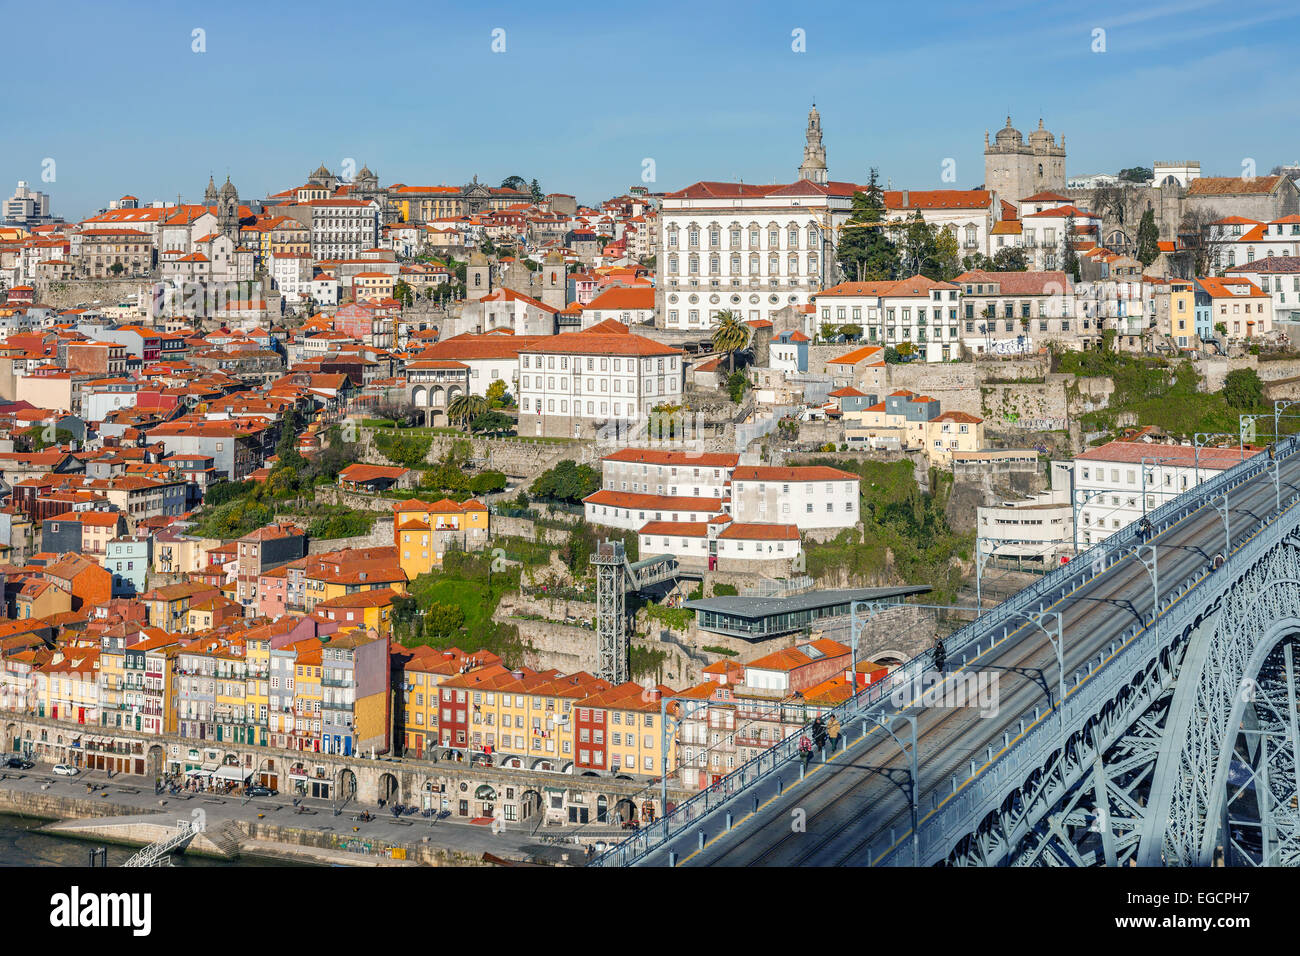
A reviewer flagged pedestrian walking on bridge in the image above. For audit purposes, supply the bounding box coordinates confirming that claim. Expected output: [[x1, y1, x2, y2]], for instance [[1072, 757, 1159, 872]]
[[826, 715, 841, 754]]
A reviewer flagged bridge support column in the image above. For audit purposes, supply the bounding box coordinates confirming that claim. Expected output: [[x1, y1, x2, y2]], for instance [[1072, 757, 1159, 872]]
[[1091, 756, 1118, 867]]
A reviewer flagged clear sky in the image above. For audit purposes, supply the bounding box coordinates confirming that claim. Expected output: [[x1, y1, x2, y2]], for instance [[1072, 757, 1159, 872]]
[[5, 0, 1299, 220]]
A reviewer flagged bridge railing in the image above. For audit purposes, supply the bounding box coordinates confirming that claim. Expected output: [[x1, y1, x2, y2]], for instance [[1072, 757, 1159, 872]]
[[877, 446, 1300, 865], [591, 436, 1296, 867]]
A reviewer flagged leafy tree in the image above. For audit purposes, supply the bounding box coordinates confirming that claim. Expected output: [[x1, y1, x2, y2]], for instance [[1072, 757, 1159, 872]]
[[470, 410, 514, 434], [991, 247, 1028, 271], [931, 225, 961, 280], [530, 179, 544, 204], [275, 406, 306, 472], [837, 168, 896, 282], [1118, 167, 1154, 183], [561, 521, 599, 576], [711, 310, 751, 372], [468, 470, 508, 496], [204, 480, 257, 507], [1223, 368, 1264, 411], [28, 428, 75, 452], [1135, 208, 1160, 266], [895, 341, 917, 358], [485, 379, 509, 406], [500, 175, 528, 191], [374, 431, 432, 468], [393, 279, 414, 307], [530, 459, 600, 503], [725, 370, 749, 403], [424, 601, 466, 640], [1061, 213, 1081, 282], [883, 346, 902, 364], [838, 323, 863, 341]]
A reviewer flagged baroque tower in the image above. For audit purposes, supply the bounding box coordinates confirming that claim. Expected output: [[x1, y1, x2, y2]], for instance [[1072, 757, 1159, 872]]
[[798, 105, 828, 185], [217, 176, 240, 242], [984, 117, 1067, 202]]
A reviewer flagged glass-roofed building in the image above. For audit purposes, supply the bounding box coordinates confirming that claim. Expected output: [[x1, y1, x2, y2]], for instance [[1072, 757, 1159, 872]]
[[684, 586, 930, 641]]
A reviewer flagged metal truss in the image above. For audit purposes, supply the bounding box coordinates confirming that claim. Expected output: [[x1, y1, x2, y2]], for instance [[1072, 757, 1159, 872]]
[[1138, 539, 1300, 865]]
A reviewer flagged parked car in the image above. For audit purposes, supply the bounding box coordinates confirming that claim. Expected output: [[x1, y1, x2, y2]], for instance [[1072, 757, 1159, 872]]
[[6, 757, 33, 770], [53, 764, 79, 776], [244, 785, 277, 797]]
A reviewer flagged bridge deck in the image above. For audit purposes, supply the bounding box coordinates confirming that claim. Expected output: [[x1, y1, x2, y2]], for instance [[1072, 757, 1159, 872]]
[[655, 446, 1296, 866]]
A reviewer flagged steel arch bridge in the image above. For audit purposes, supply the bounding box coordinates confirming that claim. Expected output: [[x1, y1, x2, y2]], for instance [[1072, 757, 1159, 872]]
[[592, 435, 1300, 868]]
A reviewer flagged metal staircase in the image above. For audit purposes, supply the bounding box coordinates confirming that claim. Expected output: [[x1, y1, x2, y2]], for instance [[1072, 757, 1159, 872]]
[[121, 820, 198, 867]]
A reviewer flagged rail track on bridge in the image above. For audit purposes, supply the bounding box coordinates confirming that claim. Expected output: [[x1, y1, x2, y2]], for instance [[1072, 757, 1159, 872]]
[[594, 434, 1300, 867]]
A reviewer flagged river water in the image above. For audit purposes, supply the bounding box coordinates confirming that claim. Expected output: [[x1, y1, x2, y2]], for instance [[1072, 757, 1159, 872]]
[[0, 813, 302, 866]]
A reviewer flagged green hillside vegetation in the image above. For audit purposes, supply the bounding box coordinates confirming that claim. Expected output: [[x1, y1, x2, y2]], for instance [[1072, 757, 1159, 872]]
[[1057, 351, 1273, 440], [793, 458, 970, 604]]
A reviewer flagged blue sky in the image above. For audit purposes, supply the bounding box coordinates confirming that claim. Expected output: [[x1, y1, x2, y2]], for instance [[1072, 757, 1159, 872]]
[[5, 0, 1299, 220]]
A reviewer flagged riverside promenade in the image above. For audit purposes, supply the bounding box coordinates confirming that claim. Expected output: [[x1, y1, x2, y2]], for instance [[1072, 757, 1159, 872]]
[[0, 764, 587, 866]]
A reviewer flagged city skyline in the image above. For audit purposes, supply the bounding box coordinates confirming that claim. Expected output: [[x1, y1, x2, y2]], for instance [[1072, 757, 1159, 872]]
[[5, 0, 1300, 220]]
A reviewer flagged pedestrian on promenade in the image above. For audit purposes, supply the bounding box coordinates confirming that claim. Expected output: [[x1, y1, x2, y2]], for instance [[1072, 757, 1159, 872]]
[[827, 715, 841, 753], [798, 734, 813, 769]]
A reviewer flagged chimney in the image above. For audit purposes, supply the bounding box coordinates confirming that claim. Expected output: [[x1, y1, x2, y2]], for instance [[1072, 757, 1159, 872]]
[[901, 189, 910, 207]]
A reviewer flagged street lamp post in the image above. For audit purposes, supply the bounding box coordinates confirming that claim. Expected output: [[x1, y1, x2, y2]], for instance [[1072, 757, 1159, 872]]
[[1192, 432, 1239, 487], [857, 712, 919, 866]]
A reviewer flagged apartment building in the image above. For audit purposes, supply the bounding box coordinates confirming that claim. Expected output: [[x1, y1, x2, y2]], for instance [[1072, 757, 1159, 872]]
[[728, 465, 860, 529]]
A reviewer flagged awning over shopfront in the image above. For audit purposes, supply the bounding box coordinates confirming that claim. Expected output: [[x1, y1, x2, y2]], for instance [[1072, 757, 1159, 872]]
[[215, 766, 249, 782]]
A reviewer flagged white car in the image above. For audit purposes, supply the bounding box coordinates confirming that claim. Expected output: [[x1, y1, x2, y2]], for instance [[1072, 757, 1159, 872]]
[[53, 764, 79, 776]]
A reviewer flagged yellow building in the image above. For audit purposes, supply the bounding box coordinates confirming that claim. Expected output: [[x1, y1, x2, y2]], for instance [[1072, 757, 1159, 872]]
[[438, 665, 611, 770], [393, 498, 489, 580], [36, 647, 100, 725], [398, 647, 501, 759], [575, 681, 679, 778], [312, 588, 396, 637], [140, 582, 221, 632], [15, 579, 70, 620], [244, 631, 271, 747], [303, 556, 408, 612], [291, 644, 324, 752], [924, 411, 986, 466]]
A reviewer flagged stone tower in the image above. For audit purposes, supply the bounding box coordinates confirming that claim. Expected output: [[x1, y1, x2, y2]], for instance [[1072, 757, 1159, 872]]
[[466, 250, 491, 302], [798, 104, 828, 185], [203, 175, 218, 206], [217, 177, 240, 242], [984, 117, 1067, 203], [541, 250, 566, 310]]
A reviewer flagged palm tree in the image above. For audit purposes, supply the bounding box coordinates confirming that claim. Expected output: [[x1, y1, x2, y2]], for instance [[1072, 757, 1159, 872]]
[[711, 310, 751, 373], [448, 394, 488, 432]]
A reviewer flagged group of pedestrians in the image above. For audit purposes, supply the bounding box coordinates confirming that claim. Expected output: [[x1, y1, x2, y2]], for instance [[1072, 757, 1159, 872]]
[[798, 714, 842, 767]]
